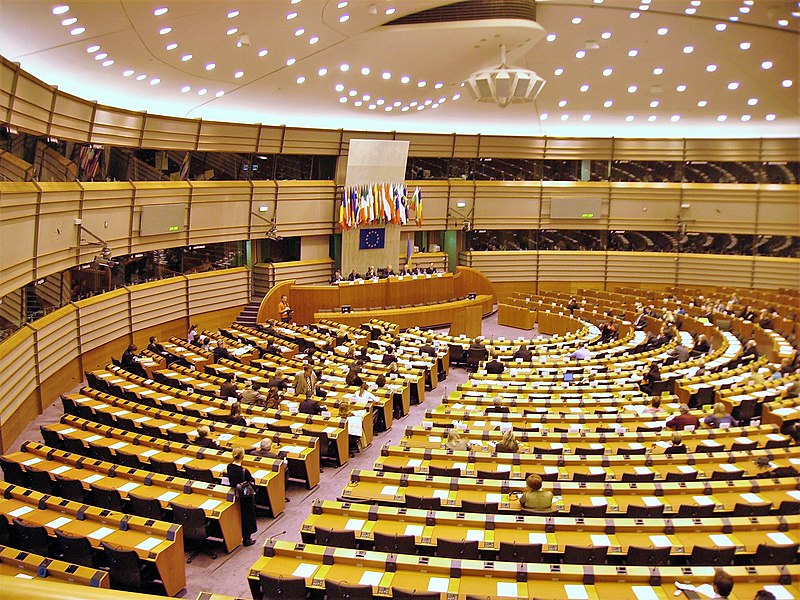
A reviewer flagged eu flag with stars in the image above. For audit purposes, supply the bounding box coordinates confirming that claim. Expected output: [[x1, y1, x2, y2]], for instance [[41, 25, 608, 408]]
[[359, 228, 385, 250]]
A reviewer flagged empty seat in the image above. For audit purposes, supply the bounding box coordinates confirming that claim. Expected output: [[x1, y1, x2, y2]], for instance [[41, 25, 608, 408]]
[[751, 543, 800, 565], [54, 476, 87, 503], [436, 538, 479, 560], [676, 504, 716, 518], [563, 545, 608, 564], [732, 502, 772, 517], [26, 469, 54, 495], [183, 465, 216, 484], [572, 472, 606, 482], [172, 505, 218, 563], [129, 493, 166, 521], [324, 579, 373, 600], [90, 484, 125, 512], [460, 500, 499, 514], [626, 504, 665, 518], [314, 526, 357, 550], [391, 589, 441, 600], [689, 545, 736, 566], [40, 427, 64, 450], [405, 495, 441, 510], [621, 471, 656, 483], [0, 458, 27, 486], [101, 542, 152, 592], [665, 471, 698, 482], [148, 457, 179, 477], [568, 504, 607, 518], [372, 532, 416, 555], [626, 545, 671, 566], [55, 530, 97, 568], [258, 573, 308, 600], [12, 518, 52, 557], [498, 541, 542, 563], [428, 465, 460, 477]]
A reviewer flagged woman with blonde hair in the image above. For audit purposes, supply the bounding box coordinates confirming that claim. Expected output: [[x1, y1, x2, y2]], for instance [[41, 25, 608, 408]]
[[445, 428, 469, 451], [338, 399, 353, 418], [495, 429, 520, 453], [703, 402, 738, 428]]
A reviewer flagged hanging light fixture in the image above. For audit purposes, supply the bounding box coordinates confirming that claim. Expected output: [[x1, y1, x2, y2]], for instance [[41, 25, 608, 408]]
[[465, 44, 546, 108]]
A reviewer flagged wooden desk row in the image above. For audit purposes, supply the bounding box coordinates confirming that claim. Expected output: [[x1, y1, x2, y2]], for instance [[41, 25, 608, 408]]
[[300, 499, 800, 561], [341, 469, 800, 516], [70, 385, 321, 488], [44, 416, 286, 518], [0, 546, 109, 589], [0, 481, 184, 595], [248, 540, 800, 600]]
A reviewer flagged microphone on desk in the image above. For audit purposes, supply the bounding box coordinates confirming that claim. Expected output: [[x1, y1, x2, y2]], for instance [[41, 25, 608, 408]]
[[267, 530, 287, 543]]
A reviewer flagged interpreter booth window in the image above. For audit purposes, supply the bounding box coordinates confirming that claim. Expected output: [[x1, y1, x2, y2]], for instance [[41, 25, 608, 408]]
[[259, 237, 301, 263], [608, 231, 679, 253]]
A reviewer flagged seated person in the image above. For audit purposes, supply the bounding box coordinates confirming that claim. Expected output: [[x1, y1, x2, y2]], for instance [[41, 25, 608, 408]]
[[420, 342, 436, 357], [495, 430, 520, 453], [398, 265, 411, 276], [711, 569, 734, 599], [664, 432, 687, 455], [353, 381, 377, 403], [641, 362, 662, 394], [485, 353, 505, 374], [240, 381, 264, 405], [642, 397, 663, 414], [330, 270, 344, 284], [196, 425, 220, 449], [219, 378, 240, 400], [380, 264, 395, 278], [569, 345, 591, 361], [213, 340, 234, 363], [147, 336, 166, 355], [514, 474, 553, 511], [382, 346, 398, 366], [740, 339, 759, 362], [337, 400, 360, 457], [445, 429, 470, 451], [703, 402, 738, 428], [264, 383, 283, 409], [691, 334, 711, 356], [345, 366, 364, 388], [669, 342, 690, 363], [347, 269, 361, 281], [425, 263, 437, 274], [364, 266, 376, 279], [666, 404, 700, 430], [248, 438, 280, 459], [298, 392, 322, 415], [513, 345, 533, 361], [120, 344, 148, 378]]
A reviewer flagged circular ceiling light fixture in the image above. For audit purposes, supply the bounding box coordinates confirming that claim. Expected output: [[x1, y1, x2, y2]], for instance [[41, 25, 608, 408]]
[[464, 44, 546, 109]]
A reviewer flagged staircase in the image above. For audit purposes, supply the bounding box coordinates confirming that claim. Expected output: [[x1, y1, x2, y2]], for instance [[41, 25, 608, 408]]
[[234, 297, 263, 326]]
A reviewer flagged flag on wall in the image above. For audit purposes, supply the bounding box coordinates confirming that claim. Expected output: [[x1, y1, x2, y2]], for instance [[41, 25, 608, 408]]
[[406, 234, 412, 267], [359, 228, 386, 250], [338, 183, 420, 230]]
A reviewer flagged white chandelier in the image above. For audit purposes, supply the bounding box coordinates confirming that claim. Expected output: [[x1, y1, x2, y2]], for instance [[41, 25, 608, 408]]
[[465, 44, 546, 108]]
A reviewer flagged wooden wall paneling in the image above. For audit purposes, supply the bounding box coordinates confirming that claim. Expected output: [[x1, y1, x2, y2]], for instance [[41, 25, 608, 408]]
[[274, 181, 336, 236], [684, 139, 764, 161], [472, 181, 541, 230], [75, 290, 131, 367], [130, 181, 190, 253], [611, 138, 686, 161], [50, 94, 94, 142], [759, 139, 800, 162], [141, 115, 200, 150], [0, 60, 16, 123], [458, 251, 538, 283], [538, 251, 606, 283], [255, 125, 285, 155], [282, 127, 343, 155], [608, 183, 681, 230], [677, 254, 754, 288], [0, 288, 23, 326], [606, 252, 678, 286], [29, 306, 81, 408], [9, 73, 54, 134], [540, 182, 610, 229], [544, 138, 615, 160], [754, 185, 800, 236], [752, 257, 800, 290], [0, 328, 39, 451], [475, 136, 547, 160], [90, 107, 146, 147], [188, 181, 252, 244], [250, 181, 278, 239], [0, 149, 33, 181], [451, 134, 480, 159], [274, 259, 334, 286], [339, 131, 397, 155], [0, 183, 39, 296], [406, 181, 451, 231], [34, 181, 84, 276], [130, 277, 188, 332], [398, 132, 457, 158], [681, 184, 758, 234], [79, 181, 135, 259], [197, 120, 259, 153], [187, 267, 249, 315]]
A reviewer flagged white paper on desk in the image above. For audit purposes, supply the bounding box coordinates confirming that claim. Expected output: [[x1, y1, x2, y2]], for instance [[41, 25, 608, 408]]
[[110, 441, 128, 450], [788, 490, 800, 501], [344, 518, 365, 531], [544, 466, 560, 476], [59, 428, 76, 435], [590, 534, 611, 547], [289, 423, 304, 430], [632, 586, 660, 600], [199, 499, 222, 511], [94, 404, 108, 410], [466, 529, 485, 542], [252, 470, 269, 480], [118, 482, 140, 493], [719, 463, 740, 472], [51, 465, 71, 475], [292, 563, 317, 578], [211, 464, 226, 473], [528, 533, 548, 545], [82, 474, 104, 484], [84, 435, 102, 443], [218, 433, 234, 442], [649, 535, 672, 547], [740, 493, 766, 504], [323, 426, 337, 434], [767, 532, 795, 545], [8, 506, 34, 518], [635, 466, 653, 475], [678, 465, 696, 474], [381, 485, 399, 496], [485, 493, 502, 503], [136, 537, 162, 551], [406, 459, 422, 468], [347, 416, 363, 437], [643, 497, 662, 507], [427, 577, 450, 593], [22, 457, 43, 466], [709, 534, 736, 547], [134, 416, 151, 423], [280, 446, 304, 454], [763, 585, 795, 599], [114, 410, 130, 417], [428, 436, 442, 443], [496, 582, 518, 597], [46, 516, 72, 529], [405, 524, 424, 536], [590, 497, 608, 506], [550, 443, 563, 449], [496, 464, 512, 473], [159, 423, 176, 430], [88, 526, 115, 540], [141, 449, 160, 458], [359, 571, 383, 586], [15, 573, 34, 579], [564, 584, 589, 600], [693, 495, 715, 506], [157, 491, 180, 502], [432, 490, 449, 500], [175, 457, 193, 466], [589, 466, 606, 475]]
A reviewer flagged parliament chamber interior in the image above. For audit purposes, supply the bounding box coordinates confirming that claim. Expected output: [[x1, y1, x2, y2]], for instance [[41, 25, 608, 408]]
[[0, 1, 799, 599]]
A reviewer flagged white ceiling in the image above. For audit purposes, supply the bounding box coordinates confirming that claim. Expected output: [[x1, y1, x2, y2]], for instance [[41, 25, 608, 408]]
[[1, 0, 798, 139]]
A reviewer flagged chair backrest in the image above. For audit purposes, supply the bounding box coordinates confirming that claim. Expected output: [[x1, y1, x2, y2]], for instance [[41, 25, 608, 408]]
[[372, 532, 416, 555], [436, 538, 479, 559], [183, 465, 216, 484], [621, 472, 656, 483], [0, 457, 28, 486], [89, 484, 125, 512], [167, 430, 190, 444], [259, 573, 308, 600], [689, 545, 736, 566], [25, 469, 54, 495], [128, 493, 165, 521], [732, 502, 772, 517], [12, 518, 51, 557], [55, 530, 95, 567], [626, 545, 671, 566], [498, 541, 542, 563], [40, 427, 64, 450], [54, 476, 86, 503], [531, 446, 563, 455], [664, 471, 698, 482], [476, 470, 510, 480], [62, 436, 90, 457], [676, 504, 716, 518], [563, 544, 608, 564], [171, 505, 210, 542], [102, 542, 144, 591], [777, 500, 800, 515], [574, 447, 605, 456], [60, 395, 79, 415], [115, 450, 142, 470], [324, 579, 374, 600], [460, 500, 499, 514], [315, 526, 357, 549], [626, 504, 665, 518], [405, 495, 441, 510], [752, 543, 800, 565], [572, 472, 606, 482], [391, 589, 441, 600], [568, 504, 607, 518], [0, 515, 10, 546], [88, 442, 115, 464], [148, 457, 179, 477], [428, 465, 460, 477]]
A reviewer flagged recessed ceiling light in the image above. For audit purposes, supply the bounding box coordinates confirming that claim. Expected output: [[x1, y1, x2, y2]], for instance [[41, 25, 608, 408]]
[[166, 43, 178, 50], [778, 19, 789, 26], [682, 45, 694, 54], [215, 90, 225, 97], [653, 67, 664, 75], [559, 100, 568, 107], [339, 97, 348, 103], [576, 50, 586, 58], [62, 17, 77, 26], [648, 115, 657, 122], [348, 90, 357, 96], [258, 49, 268, 57], [546, 33, 557, 42], [94, 52, 107, 60], [727, 82, 739, 90], [409, 101, 418, 107], [295, 28, 305, 36], [739, 42, 750, 50], [205, 63, 216, 71], [318, 67, 328, 76], [629, 12, 640, 19], [86, 45, 100, 52], [354, 100, 363, 107], [572, 17, 582, 24], [601, 31, 612, 39], [739, 6, 750, 13], [101, 59, 114, 67], [691, 0, 701, 5], [706, 64, 717, 72], [180, 85, 191, 93], [136, 74, 147, 80], [729, 16, 738, 22], [123, 69, 134, 77], [286, 57, 296, 65], [198, 88, 208, 96], [337, 1, 348, 7], [741, 114, 751, 121], [627, 85, 638, 93], [181, 54, 192, 62], [540, 113, 548, 120], [70, 26, 85, 35], [560, 114, 569, 121], [383, 72, 392, 80], [582, 114, 591, 121], [377, 99, 385, 105], [452, 93, 461, 100], [418, 81, 427, 87], [602, 68, 613, 76], [438, 97, 446, 103], [291, 0, 302, 3], [227, 10, 239, 18], [747, 98, 758, 105], [227, 27, 238, 35], [159, 27, 171, 35], [400, 75, 410, 84], [603, 100, 613, 107], [384, 106, 393, 112], [385, 7, 395, 15], [309, 36, 319, 44], [715, 23, 727, 31], [234, 70, 244, 78], [670, 115, 680, 122], [362, 94, 371, 101], [628, 49, 639, 57], [361, 67, 370, 75], [626, 115, 635, 121], [650, 100, 660, 107], [554, 68, 564, 76], [434, 81, 444, 89], [340, 63, 349, 72], [676, 84, 687, 92], [393, 101, 401, 106], [761, 61, 773, 70], [697, 99, 708, 107], [296, 76, 306, 84], [154, 7, 169, 16], [368, 104, 377, 110], [335, 83, 344, 91], [782, 79, 793, 87], [579, 84, 589, 92], [717, 114, 727, 121], [401, 106, 409, 112], [52, 5, 70, 15], [657, 27, 668, 35], [149, 78, 160, 85], [685, 7, 696, 14], [765, 114, 776, 121], [287, 12, 297, 19], [339, 14, 350, 22]]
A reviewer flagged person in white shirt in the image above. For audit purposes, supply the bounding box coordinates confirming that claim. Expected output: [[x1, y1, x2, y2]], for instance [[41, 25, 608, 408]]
[[570, 345, 591, 361]]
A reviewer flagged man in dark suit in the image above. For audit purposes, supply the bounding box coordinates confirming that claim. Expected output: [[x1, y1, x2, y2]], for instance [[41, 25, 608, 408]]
[[147, 336, 166, 355], [213, 340, 233, 363], [121, 344, 148, 377], [513, 346, 533, 361], [298, 392, 322, 415], [382, 346, 398, 366], [195, 425, 220, 449], [485, 354, 505, 374], [420, 342, 436, 357]]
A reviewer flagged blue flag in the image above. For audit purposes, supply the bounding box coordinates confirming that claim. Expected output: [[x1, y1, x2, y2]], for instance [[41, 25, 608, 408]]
[[359, 228, 385, 250]]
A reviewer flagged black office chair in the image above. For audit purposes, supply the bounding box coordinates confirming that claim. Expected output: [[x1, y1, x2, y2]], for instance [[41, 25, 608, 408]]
[[128, 493, 166, 521], [183, 465, 216, 484], [324, 579, 373, 600], [691, 386, 715, 409], [54, 476, 88, 503], [568, 504, 607, 518], [475, 470, 510, 480], [562, 545, 608, 564], [115, 450, 142, 470], [167, 430, 190, 444], [26, 469, 54, 495], [447, 344, 466, 367], [777, 500, 800, 515], [574, 447, 605, 456], [405, 495, 441, 510], [626, 545, 671, 566], [372, 532, 416, 555], [60, 395, 79, 416], [616, 446, 647, 456], [710, 469, 743, 481], [258, 573, 308, 600], [0, 515, 10, 546], [665, 471, 698, 482], [314, 526, 357, 550], [0, 458, 28, 486], [466, 347, 488, 371], [62, 436, 90, 457], [676, 504, 716, 518], [621, 472, 656, 483], [498, 541, 542, 563], [13, 518, 53, 557], [751, 543, 800, 565], [626, 504, 665, 518], [572, 472, 606, 482], [435, 538, 479, 559], [101, 542, 151, 592], [695, 442, 726, 454], [88, 443, 115, 464], [460, 500, 499, 514], [149, 457, 179, 477], [55, 530, 97, 568], [391, 589, 441, 600], [689, 545, 736, 566], [40, 427, 64, 450], [732, 398, 760, 426], [531, 446, 563, 455], [730, 438, 758, 452], [428, 465, 460, 477], [764, 437, 791, 449], [140, 424, 164, 440], [90, 484, 126, 512], [74, 403, 97, 423], [85, 372, 109, 393], [381, 464, 416, 474], [732, 502, 772, 517], [171, 504, 218, 563]]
